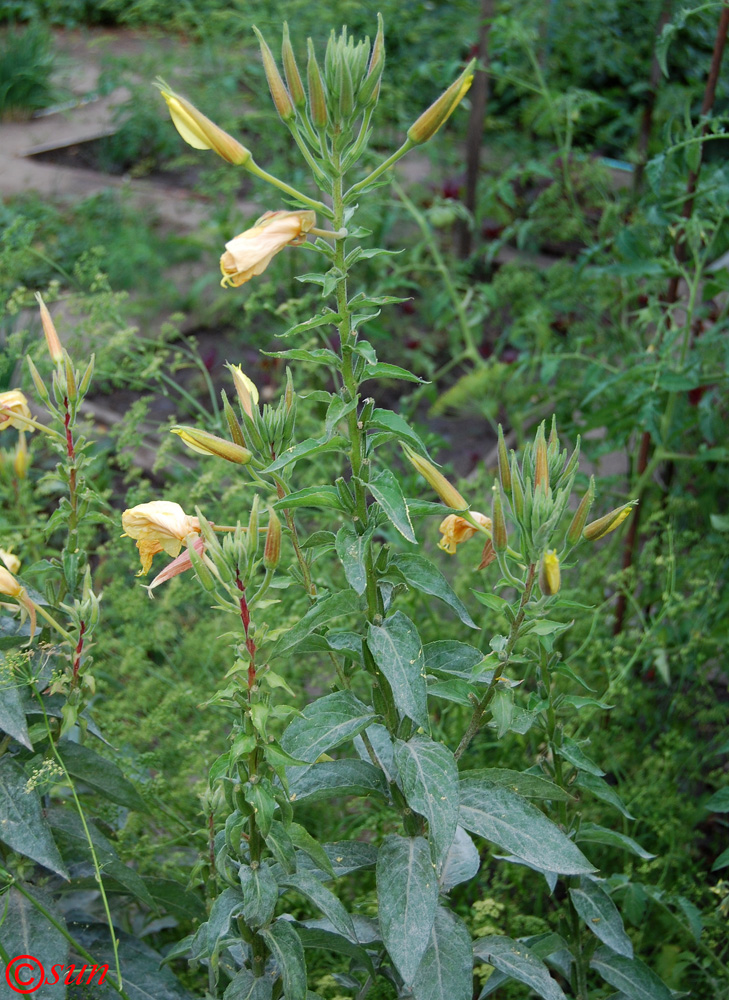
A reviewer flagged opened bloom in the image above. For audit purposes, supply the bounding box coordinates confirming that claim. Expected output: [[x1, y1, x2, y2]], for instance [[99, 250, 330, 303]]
[[122, 501, 201, 575], [0, 566, 35, 640], [0, 390, 31, 431], [220, 210, 316, 288], [439, 511, 491, 555]]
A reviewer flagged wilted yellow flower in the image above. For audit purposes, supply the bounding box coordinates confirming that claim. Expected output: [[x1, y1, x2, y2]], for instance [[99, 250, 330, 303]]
[[0, 549, 20, 574], [407, 59, 475, 145], [539, 550, 561, 596], [220, 210, 316, 288], [0, 566, 35, 641], [438, 511, 491, 555], [404, 446, 468, 509], [122, 501, 201, 575], [0, 390, 31, 432], [157, 83, 251, 165], [227, 365, 260, 418]]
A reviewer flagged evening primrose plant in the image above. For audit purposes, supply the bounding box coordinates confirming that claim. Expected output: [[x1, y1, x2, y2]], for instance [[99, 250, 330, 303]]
[[110, 19, 663, 1000]]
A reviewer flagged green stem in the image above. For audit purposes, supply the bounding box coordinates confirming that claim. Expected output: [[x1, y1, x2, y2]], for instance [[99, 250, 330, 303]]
[[344, 137, 415, 203], [246, 160, 333, 217], [454, 562, 537, 760], [33, 602, 73, 642]]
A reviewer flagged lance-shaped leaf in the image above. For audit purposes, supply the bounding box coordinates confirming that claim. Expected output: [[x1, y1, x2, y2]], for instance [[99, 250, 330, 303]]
[[423, 640, 485, 679], [466, 767, 573, 802], [366, 469, 416, 542], [267, 591, 362, 660], [261, 435, 348, 474], [474, 935, 568, 1000], [57, 740, 148, 812], [260, 918, 307, 1000], [280, 871, 356, 941], [0, 757, 67, 878], [0, 886, 69, 1000], [395, 736, 458, 865], [335, 523, 374, 595], [287, 759, 388, 804], [240, 863, 278, 930], [367, 612, 429, 730], [410, 907, 473, 1000], [376, 834, 438, 985], [459, 774, 594, 875], [569, 878, 633, 957], [281, 691, 376, 762], [590, 946, 673, 1000], [393, 553, 478, 629], [223, 970, 273, 1000], [439, 825, 481, 890], [576, 822, 655, 860], [0, 681, 32, 749]]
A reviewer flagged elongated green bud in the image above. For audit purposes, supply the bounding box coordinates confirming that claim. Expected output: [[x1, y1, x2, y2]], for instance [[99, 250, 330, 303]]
[[339, 51, 354, 119], [403, 445, 468, 509], [534, 422, 548, 491], [584, 501, 637, 541], [407, 58, 475, 145], [188, 538, 216, 591], [171, 426, 252, 464], [26, 356, 49, 404], [254, 26, 295, 123], [510, 454, 524, 521], [566, 477, 595, 546], [307, 39, 328, 129], [335, 477, 356, 513], [78, 354, 95, 397], [221, 389, 246, 448], [497, 424, 511, 493], [64, 351, 77, 403], [248, 494, 261, 559], [492, 486, 508, 553], [264, 508, 282, 569], [282, 22, 306, 109]]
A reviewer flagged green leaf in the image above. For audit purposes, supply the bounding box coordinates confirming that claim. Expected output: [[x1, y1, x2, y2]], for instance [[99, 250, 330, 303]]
[[335, 523, 373, 595], [712, 846, 729, 871], [423, 640, 485, 679], [473, 935, 567, 1000], [471, 591, 513, 615], [393, 553, 477, 628], [377, 834, 438, 984], [281, 691, 376, 762], [264, 821, 297, 873], [72, 927, 195, 1000], [302, 841, 378, 878], [280, 871, 356, 941], [224, 970, 273, 1000], [459, 775, 595, 875], [361, 362, 426, 384], [274, 487, 345, 512], [261, 436, 348, 475], [0, 886, 68, 1000], [280, 310, 342, 339], [395, 736, 459, 865], [366, 469, 416, 542], [206, 887, 245, 954], [575, 772, 635, 820], [267, 592, 362, 660], [368, 409, 427, 452], [324, 395, 359, 439], [0, 679, 32, 749], [263, 348, 341, 368], [466, 768, 574, 802], [244, 778, 276, 836], [590, 946, 673, 1000], [143, 877, 206, 921], [569, 878, 633, 957], [57, 740, 148, 812], [556, 738, 605, 777], [294, 921, 374, 975], [427, 677, 478, 706], [287, 759, 388, 803], [288, 822, 335, 878], [411, 907, 473, 1000], [439, 825, 480, 890], [240, 863, 278, 929], [261, 918, 307, 1000], [706, 787, 729, 812], [367, 612, 429, 729], [491, 686, 514, 738], [576, 823, 655, 860], [0, 757, 67, 878]]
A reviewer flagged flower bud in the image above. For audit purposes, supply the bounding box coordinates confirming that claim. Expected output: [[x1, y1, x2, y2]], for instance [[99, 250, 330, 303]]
[[307, 39, 328, 129], [584, 501, 637, 542], [64, 353, 77, 404], [227, 364, 259, 419], [359, 12, 384, 106], [264, 509, 282, 569], [539, 550, 561, 596], [407, 58, 475, 145], [78, 355, 95, 397], [221, 389, 246, 448], [282, 23, 306, 109], [403, 445, 467, 509], [254, 26, 296, 123], [13, 437, 29, 480], [26, 357, 49, 404], [534, 423, 548, 491], [492, 487, 508, 553], [35, 293, 64, 364], [497, 424, 511, 493], [0, 566, 22, 598], [510, 455, 524, 521], [566, 477, 595, 546], [156, 81, 251, 165], [171, 426, 252, 465]]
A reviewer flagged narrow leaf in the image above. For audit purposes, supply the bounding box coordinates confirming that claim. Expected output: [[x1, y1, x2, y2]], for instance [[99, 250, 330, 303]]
[[393, 553, 477, 628], [287, 759, 388, 803], [0, 758, 67, 878], [261, 919, 308, 1000], [395, 736, 458, 864], [439, 825, 480, 890], [473, 935, 568, 1000], [281, 691, 376, 762], [590, 946, 673, 1000], [576, 823, 655, 860], [268, 592, 361, 660], [569, 878, 633, 957], [410, 907, 472, 1000], [57, 740, 148, 812], [377, 834, 438, 984], [280, 871, 356, 941], [240, 864, 278, 929], [367, 612, 429, 729], [366, 469, 416, 542]]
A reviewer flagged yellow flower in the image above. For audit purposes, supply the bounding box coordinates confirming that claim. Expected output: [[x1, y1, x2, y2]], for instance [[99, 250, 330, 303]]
[[227, 364, 260, 418], [584, 501, 637, 541], [539, 550, 561, 596], [220, 210, 316, 288], [0, 566, 35, 641], [157, 82, 251, 165], [122, 501, 201, 575], [438, 511, 491, 555], [0, 549, 20, 574], [0, 390, 31, 431], [407, 59, 475, 145]]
